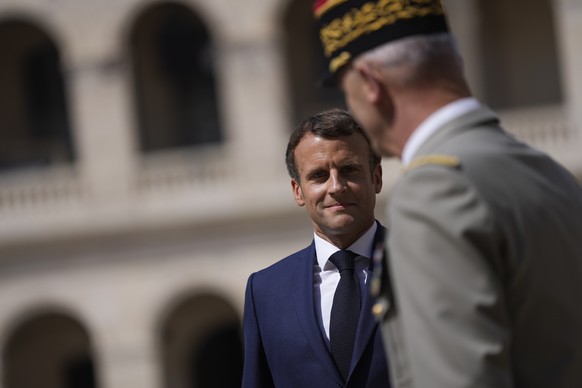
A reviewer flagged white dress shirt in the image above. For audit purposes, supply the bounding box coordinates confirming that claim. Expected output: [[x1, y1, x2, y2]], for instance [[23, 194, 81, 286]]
[[313, 222, 378, 340], [402, 97, 481, 165]]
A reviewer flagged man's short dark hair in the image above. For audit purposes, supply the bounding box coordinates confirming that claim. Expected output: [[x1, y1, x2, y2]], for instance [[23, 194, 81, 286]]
[[286, 108, 381, 182]]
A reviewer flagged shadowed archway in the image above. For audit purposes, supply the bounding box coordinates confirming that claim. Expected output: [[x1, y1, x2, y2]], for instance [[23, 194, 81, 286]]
[[3, 311, 97, 388], [159, 292, 242, 388]]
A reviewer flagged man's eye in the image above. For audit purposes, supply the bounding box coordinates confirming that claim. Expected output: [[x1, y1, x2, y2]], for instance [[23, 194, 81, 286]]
[[310, 172, 327, 180]]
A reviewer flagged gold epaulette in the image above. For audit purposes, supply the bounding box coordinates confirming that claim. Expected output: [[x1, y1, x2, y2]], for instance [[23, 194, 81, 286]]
[[403, 154, 461, 173]]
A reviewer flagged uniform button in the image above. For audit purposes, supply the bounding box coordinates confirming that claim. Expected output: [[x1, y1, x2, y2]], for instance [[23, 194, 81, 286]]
[[372, 300, 390, 319]]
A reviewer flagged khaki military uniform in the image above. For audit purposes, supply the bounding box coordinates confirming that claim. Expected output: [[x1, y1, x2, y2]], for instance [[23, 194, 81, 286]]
[[375, 107, 582, 388]]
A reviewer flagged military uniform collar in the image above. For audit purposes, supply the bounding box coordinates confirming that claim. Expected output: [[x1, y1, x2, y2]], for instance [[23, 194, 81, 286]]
[[402, 97, 481, 165]]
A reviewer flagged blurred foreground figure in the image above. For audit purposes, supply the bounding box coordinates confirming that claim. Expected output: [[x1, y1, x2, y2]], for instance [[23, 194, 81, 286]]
[[313, 1, 582, 387], [242, 109, 391, 387]]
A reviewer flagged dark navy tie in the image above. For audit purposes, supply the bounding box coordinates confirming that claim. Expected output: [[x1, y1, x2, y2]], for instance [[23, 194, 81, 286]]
[[329, 249, 360, 381]]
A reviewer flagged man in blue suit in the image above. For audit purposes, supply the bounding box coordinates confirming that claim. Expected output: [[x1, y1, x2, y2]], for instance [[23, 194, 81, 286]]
[[242, 108, 390, 387]]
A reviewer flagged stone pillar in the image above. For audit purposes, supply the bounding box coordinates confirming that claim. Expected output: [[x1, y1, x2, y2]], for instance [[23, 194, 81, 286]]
[[443, 0, 486, 100], [552, 0, 582, 134], [216, 25, 289, 182], [92, 320, 161, 388], [65, 55, 136, 205], [49, 0, 137, 206]]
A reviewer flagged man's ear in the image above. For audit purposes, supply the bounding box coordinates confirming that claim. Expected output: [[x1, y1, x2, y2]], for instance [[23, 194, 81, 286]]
[[291, 179, 305, 207], [354, 61, 384, 105], [374, 163, 383, 194]]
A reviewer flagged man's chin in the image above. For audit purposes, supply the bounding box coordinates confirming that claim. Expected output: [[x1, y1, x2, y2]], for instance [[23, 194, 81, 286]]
[[325, 217, 358, 234]]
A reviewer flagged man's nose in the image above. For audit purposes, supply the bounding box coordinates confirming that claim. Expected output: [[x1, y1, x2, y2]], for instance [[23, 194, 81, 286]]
[[329, 171, 347, 193]]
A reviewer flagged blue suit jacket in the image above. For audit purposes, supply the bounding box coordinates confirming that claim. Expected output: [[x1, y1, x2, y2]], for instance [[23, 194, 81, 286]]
[[242, 225, 391, 387]]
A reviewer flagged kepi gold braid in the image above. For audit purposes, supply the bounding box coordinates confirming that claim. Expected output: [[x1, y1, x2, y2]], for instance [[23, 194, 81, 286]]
[[320, 0, 445, 57]]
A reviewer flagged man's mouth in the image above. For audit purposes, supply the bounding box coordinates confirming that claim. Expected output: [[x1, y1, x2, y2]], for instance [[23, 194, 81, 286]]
[[326, 202, 354, 210]]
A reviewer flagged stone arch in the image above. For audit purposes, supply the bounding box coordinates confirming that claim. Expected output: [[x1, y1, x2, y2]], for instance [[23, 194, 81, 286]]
[[2, 306, 98, 388], [477, 0, 563, 109], [127, 1, 224, 153], [0, 17, 75, 172], [281, 0, 346, 126], [157, 290, 243, 388]]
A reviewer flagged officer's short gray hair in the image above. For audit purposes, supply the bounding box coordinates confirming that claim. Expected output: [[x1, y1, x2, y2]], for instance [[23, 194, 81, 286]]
[[356, 32, 463, 86]]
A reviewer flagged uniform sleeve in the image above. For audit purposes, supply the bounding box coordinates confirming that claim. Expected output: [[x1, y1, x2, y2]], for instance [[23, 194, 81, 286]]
[[242, 273, 275, 388], [387, 165, 514, 388]]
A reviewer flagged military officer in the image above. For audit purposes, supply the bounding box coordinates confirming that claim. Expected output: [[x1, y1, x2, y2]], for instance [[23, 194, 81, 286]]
[[312, 1, 582, 387]]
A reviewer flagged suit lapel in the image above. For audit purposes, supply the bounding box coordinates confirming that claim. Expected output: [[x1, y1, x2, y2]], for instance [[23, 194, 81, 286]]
[[292, 242, 344, 384]]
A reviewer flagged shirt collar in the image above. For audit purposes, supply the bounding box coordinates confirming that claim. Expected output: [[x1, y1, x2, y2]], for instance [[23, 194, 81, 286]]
[[314, 222, 378, 270], [402, 97, 481, 165]]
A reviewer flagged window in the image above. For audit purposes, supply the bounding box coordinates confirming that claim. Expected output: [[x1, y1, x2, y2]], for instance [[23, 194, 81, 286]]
[[478, 0, 563, 109], [0, 20, 74, 171], [283, 0, 346, 126], [129, 2, 223, 152]]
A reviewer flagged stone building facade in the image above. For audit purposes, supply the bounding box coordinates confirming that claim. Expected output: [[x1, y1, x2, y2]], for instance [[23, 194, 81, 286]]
[[0, 0, 581, 387]]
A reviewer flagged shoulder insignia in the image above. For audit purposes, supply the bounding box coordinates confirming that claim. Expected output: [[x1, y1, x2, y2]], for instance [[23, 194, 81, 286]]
[[404, 154, 461, 173]]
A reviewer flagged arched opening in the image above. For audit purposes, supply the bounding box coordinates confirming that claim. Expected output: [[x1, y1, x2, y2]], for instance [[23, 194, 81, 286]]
[[129, 2, 223, 153], [3, 311, 97, 388], [0, 19, 74, 172], [478, 0, 563, 109], [283, 0, 345, 126], [190, 322, 242, 387], [160, 293, 242, 388]]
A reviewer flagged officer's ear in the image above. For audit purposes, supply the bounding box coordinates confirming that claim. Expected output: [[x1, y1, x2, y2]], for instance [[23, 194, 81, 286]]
[[291, 179, 305, 207], [353, 61, 384, 105]]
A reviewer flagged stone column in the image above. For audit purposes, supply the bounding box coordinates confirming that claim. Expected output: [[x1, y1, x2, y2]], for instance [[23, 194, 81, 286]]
[[65, 54, 136, 205], [94, 327, 162, 388], [443, 0, 486, 100], [215, 17, 290, 183], [552, 0, 582, 134], [53, 0, 137, 206]]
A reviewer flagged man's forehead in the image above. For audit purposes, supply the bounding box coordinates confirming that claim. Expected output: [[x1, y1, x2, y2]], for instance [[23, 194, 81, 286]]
[[297, 132, 364, 149], [297, 137, 366, 163]]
